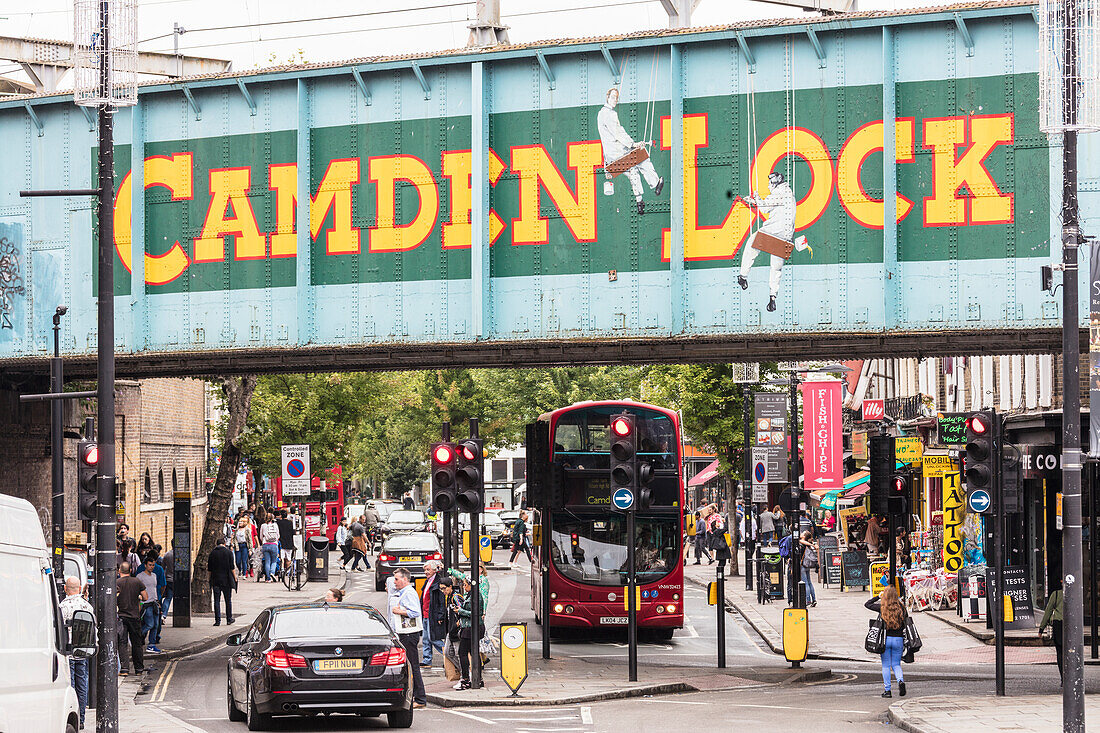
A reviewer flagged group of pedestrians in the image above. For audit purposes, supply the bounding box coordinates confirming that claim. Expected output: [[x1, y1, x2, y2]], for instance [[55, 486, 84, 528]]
[[336, 505, 380, 571], [687, 503, 731, 567], [226, 506, 301, 582], [114, 524, 171, 660]]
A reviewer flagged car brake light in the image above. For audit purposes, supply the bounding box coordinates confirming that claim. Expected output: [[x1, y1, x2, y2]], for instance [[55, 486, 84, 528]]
[[265, 649, 308, 669], [370, 647, 407, 666], [430, 553, 442, 560], [379, 554, 391, 562]]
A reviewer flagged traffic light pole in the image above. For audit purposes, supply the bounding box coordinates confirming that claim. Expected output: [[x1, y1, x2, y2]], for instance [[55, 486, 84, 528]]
[[627, 505, 638, 682], [994, 431, 1006, 697], [50, 308, 66, 593], [468, 418, 483, 690], [788, 376, 803, 608], [94, 0, 119, 724], [441, 422, 452, 573], [743, 385, 754, 592]]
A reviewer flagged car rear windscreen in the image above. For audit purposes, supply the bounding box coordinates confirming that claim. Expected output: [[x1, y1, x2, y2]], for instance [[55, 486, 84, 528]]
[[383, 534, 440, 551], [272, 608, 391, 639]]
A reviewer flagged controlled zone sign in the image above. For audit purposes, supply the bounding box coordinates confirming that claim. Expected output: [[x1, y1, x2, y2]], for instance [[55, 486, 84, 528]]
[[751, 447, 769, 502], [281, 444, 311, 496]]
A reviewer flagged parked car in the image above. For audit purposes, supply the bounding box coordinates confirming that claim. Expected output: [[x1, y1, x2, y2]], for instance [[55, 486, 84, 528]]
[[497, 510, 521, 534], [226, 602, 413, 729], [0, 494, 91, 733], [375, 533, 443, 592]]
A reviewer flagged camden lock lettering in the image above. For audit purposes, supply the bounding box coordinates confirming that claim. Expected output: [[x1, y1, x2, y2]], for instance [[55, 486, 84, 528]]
[[107, 104, 1022, 293]]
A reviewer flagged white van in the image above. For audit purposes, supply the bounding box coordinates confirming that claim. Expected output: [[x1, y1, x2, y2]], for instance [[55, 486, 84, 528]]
[[0, 494, 85, 733]]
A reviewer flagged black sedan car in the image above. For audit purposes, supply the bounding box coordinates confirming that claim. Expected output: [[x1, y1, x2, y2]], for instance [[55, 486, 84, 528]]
[[375, 532, 443, 591], [226, 602, 413, 730]]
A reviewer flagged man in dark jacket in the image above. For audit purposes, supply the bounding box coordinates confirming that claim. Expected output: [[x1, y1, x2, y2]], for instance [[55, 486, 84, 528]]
[[207, 537, 237, 626], [420, 561, 447, 666]]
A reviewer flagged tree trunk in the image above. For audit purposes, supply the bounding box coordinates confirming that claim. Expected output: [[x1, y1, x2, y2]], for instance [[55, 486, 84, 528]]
[[191, 375, 257, 613]]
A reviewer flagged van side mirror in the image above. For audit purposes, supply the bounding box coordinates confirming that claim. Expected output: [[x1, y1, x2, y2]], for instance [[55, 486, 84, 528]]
[[225, 633, 243, 646], [70, 610, 97, 659]]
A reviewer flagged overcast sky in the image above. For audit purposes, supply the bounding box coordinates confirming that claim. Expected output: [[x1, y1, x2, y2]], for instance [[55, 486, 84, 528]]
[[0, 0, 908, 84]]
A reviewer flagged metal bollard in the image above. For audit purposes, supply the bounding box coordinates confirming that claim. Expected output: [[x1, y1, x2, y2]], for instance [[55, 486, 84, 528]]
[[717, 566, 726, 668]]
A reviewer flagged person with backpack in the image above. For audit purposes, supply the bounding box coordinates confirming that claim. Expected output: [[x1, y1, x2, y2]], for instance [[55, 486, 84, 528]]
[[702, 504, 731, 569], [865, 586, 908, 698], [798, 530, 818, 607]]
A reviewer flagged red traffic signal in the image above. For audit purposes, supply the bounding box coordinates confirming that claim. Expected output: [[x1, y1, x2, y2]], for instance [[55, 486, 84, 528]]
[[611, 416, 632, 437], [967, 414, 990, 435], [433, 444, 454, 464], [81, 443, 98, 465], [458, 443, 478, 462]]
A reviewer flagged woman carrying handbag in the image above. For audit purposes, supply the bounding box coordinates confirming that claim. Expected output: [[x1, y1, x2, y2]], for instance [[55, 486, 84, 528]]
[[865, 585, 908, 698]]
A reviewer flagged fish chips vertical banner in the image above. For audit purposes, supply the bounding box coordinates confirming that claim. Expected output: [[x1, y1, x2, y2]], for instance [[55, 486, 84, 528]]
[[1091, 241, 1100, 455], [802, 381, 843, 491]]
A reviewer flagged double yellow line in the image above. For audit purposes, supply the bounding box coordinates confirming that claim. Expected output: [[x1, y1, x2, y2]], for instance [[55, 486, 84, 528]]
[[150, 659, 178, 703]]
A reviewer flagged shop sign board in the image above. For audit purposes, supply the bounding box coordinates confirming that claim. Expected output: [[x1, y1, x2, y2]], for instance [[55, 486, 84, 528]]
[[922, 453, 956, 479], [754, 393, 788, 482], [870, 560, 892, 597], [895, 436, 924, 464], [937, 413, 968, 445], [861, 399, 885, 421], [1020, 445, 1064, 479], [852, 431, 869, 461], [942, 472, 965, 572], [841, 550, 870, 590], [824, 550, 843, 587], [986, 566, 1036, 629]]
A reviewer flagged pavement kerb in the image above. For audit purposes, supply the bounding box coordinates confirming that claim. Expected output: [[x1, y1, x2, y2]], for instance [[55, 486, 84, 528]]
[[682, 572, 850, 661], [426, 666, 832, 707], [160, 572, 349, 662], [427, 681, 694, 707], [886, 701, 928, 733]]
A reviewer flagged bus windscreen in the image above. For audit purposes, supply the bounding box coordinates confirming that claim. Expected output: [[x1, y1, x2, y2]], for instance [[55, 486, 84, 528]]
[[550, 513, 679, 586]]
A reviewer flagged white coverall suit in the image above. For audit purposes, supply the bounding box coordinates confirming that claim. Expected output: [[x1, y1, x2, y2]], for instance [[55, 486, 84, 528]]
[[738, 180, 807, 297], [597, 104, 660, 200]]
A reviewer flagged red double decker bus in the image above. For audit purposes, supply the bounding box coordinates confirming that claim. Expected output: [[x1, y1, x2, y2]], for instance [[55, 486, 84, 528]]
[[273, 476, 345, 546], [528, 401, 684, 638]]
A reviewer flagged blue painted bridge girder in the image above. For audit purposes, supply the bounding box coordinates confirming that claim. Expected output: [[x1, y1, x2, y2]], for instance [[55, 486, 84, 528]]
[[0, 0, 1088, 377]]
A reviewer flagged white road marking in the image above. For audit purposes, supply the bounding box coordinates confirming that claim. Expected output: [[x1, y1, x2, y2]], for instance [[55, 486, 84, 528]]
[[722, 703, 872, 714], [640, 698, 708, 705], [442, 709, 499, 725], [580, 706, 593, 724], [493, 716, 578, 721]]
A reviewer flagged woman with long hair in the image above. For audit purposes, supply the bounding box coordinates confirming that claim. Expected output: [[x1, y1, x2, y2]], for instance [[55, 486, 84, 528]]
[[798, 530, 818, 607], [865, 585, 907, 697], [703, 504, 731, 569], [135, 532, 155, 558]]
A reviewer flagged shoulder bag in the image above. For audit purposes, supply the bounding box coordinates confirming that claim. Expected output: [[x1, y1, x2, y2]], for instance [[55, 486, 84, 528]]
[[902, 614, 922, 653], [865, 616, 887, 655]]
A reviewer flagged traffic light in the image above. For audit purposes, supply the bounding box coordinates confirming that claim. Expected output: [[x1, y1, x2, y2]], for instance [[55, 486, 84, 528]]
[[431, 442, 457, 512], [869, 434, 896, 515], [455, 438, 484, 513], [964, 410, 996, 509], [609, 413, 637, 503], [1002, 443, 1021, 513], [889, 473, 910, 516], [77, 440, 98, 520], [637, 457, 654, 509]]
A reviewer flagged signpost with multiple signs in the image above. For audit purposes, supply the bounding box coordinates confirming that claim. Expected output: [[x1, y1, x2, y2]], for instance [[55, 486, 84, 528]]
[[754, 394, 788, 483]]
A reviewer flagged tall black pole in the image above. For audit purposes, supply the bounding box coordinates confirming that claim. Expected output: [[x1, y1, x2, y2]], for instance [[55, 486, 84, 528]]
[[50, 308, 66, 593], [1061, 0, 1085, 725], [94, 0, 119, 727], [789, 376, 802, 608], [469, 418, 483, 689], [993, 420, 1006, 696], [541, 504, 551, 660], [626, 505, 638, 681], [744, 385, 754, 591], [716, 563, 726, 668], [441, 422, 452, 573]]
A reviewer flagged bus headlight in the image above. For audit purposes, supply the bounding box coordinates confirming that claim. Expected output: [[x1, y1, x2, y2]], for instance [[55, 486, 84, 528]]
[[553, 603, 564, 613], [656, 605, 664, 613], [565, 605, 574, 614], [666, 604, 676, 613]]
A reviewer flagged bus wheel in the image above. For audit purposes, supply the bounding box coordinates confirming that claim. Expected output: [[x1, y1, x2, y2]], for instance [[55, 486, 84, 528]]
[[654, 628, 675, 641]]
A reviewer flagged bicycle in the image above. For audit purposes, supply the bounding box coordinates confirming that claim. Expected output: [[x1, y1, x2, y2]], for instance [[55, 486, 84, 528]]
[[282, 551, 305, 591]]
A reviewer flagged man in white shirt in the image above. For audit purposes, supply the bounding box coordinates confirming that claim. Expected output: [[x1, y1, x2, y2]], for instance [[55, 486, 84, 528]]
[[598, 87, 663, 215], [737, 170, 811, 312], [389, 569, 427, 708], [60, 577, 94, 728]]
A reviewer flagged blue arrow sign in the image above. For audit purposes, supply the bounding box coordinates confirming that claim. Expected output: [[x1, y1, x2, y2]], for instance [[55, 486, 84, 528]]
[[968, 489, 991, 513], [480, 536, 491, 548], [612, 488, 634, 510]]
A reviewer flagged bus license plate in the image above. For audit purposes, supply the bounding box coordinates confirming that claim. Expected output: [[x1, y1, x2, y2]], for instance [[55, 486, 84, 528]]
[[399, 556, 420, 562], [600, 616, 629, 625], [314, 658, 363, 672]]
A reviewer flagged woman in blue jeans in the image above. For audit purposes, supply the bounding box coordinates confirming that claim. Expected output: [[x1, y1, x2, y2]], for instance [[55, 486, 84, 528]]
[[798, 531, 818, 606], [259, 517, 282, 581], [865, 585, 907, 698]]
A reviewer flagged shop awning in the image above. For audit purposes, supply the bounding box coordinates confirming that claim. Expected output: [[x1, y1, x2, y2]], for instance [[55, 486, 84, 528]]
[[819, 489, 844, 510], [844, 470, 870, 488], [843, 483, 870, 499], [688, 459, 720, 486]]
